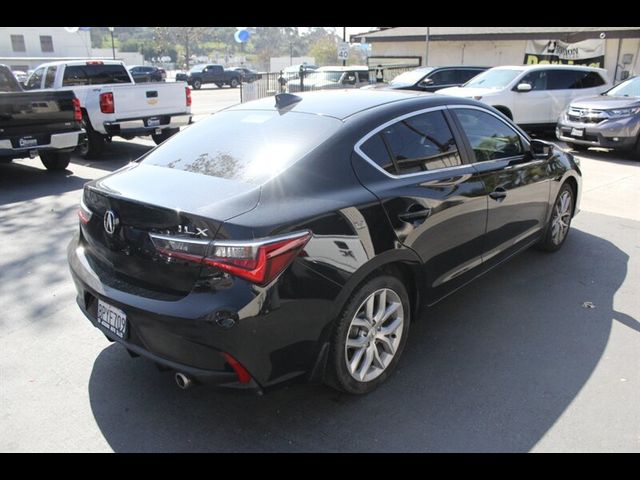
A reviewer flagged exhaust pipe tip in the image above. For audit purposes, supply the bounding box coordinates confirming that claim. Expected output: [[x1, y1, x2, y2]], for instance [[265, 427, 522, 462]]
[[174, 372, 192, 390]]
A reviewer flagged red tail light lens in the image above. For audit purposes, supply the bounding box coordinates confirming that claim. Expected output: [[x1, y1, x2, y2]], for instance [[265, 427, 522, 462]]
[[185, 86, 192, 107], [72, 97, 82, 121], [149, 231, 312, 286], [222, 353, 252, 384], [99, 92, 114, 114], [78, 197, 93, 224]]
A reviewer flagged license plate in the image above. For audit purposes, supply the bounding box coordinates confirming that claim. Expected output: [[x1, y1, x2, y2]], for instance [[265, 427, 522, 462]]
[[570, 128, 584, 138], [147, 117, 160, 127], [19, 137, 38, 148], [97, 299, 127, 339]]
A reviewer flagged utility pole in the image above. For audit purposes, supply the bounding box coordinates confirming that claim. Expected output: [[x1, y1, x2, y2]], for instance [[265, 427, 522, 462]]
[[425, 26, 430, 66], [290, 42, 293, 66], [342, 27, 346, 66], [108, 27, 115, 60]]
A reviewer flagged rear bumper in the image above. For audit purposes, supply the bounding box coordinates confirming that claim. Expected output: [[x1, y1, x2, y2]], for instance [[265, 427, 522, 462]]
[[556, 115, 640, 150], [104, 114, 192, 137], [67, 233, 337, 392], [0, 130, 83, 158]]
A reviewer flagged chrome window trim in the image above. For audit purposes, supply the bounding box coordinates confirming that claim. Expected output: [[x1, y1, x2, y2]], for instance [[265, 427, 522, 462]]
[[354, 105, 471, 180]]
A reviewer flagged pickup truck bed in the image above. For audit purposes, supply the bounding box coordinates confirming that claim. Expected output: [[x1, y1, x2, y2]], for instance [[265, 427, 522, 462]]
[[0, 64, 83, 170]]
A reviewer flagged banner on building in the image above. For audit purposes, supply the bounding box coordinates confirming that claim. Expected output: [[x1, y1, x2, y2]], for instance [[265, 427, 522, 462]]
[[524, 39, 605, 68]]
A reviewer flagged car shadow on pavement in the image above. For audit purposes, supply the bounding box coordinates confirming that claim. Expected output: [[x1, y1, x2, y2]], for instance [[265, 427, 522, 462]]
[[71, 140, 153, 171], [87, 225, 636, 452], [0, 162, 92, 205]]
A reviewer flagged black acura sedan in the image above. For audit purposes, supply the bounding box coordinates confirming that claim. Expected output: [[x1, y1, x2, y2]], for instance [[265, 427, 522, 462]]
[[68, 89, 581, 395]]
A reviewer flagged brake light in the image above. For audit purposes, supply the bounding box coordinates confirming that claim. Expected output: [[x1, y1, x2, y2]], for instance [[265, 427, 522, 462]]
[[72, 97, 82, 121], [86, 61, 104, 65], [78, 197, 93, 224], [222, 353, 252, 384], [185, 86, 192, 107], [149, 230, 312, 286], [99, 92, 114, 114]]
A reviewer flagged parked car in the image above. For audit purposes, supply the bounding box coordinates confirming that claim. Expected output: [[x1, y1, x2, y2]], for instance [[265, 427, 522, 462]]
[[287, 66, 369, 92], [281, 63, 318, 82], [128, 65, 166, 83], [175, 64, 242, 89], [0, 64, 83, 171], [365, 65, 488, 92], [68, 89, 582, 395], [11, 69, 28, 84], [438, 64, 610, 129], [556, 75, 640, 156], [25, 60, 192, 156], [233, 67, 262, 83]]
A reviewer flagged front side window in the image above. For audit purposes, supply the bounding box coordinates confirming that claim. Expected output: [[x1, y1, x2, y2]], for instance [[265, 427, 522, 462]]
[[25, 67, 44, 90], [520, 70, 549, 90], [428, 69, 457, 86], [40, 35, 54, 53], [11, 35, 25, 52], [360, 110, 462, 175], [454, 109, 523, 162]]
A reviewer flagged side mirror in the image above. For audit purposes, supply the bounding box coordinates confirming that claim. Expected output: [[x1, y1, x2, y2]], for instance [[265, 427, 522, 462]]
[[530, 139, 553, 157], [418, 78, 434, 88], [516, 83, 533, 92]]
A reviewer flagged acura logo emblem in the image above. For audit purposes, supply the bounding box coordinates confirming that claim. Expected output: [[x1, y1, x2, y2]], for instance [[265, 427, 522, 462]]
[[103, 210, 119, 235]]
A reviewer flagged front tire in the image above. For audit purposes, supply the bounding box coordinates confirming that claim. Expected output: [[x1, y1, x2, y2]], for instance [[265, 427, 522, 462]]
[[325, 275, 410, 394], [40, 151, 70, 171], [229, 78, 239, 88], [192, 79, 202, 90], [537, 183, 575, 252]]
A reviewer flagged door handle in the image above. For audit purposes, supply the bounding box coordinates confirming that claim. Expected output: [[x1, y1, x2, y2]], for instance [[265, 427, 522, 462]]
[[398, 207, 431, 225], [489, 187, 508, 202]]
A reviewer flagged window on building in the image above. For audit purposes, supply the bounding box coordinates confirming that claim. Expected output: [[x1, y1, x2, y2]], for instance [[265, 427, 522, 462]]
[[11, 35, 26, 52], [40, 35, 54, 53]]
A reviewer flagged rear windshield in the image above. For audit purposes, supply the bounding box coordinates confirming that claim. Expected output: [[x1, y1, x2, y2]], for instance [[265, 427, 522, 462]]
[[62, 64, 132, 86], [0, 69, 21, 92], [142, 110, 343, 184]]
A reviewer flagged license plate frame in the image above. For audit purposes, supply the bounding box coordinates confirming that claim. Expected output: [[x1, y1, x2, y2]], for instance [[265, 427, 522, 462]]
[[19, 137, 38, 148], [97, 299, 128, 339], [570, 127, 584, 138]]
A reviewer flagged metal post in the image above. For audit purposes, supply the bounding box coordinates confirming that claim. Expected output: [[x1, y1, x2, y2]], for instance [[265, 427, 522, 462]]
[[290, 42, 293, 66], [425, 26, 430, 66], [108, 27, 115, 60], [343, 27, 347, 66]]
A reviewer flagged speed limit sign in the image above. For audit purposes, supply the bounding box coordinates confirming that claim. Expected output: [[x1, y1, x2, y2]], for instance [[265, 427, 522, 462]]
[[337, 42, 349, 61]]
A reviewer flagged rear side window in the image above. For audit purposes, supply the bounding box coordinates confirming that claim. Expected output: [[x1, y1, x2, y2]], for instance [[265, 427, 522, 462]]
[[360, 110, 462, 175], [454, 109, 523, 162], [44, 66, 57, 88], [25, 67, 44, 90], [458, 69, 484, 83], [62, 64, 132, 86], [575, 71, 606, 88], [142, 110, 342, 185], [546, 70, 605, 90]]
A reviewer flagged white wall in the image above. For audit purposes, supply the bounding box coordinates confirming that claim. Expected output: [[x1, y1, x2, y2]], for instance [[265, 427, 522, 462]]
[[270, 56, 316, 73], [0, 27, 91, 58]]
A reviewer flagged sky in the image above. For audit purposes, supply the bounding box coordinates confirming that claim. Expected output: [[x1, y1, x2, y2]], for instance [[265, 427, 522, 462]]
[[298, 27, 376, 39]]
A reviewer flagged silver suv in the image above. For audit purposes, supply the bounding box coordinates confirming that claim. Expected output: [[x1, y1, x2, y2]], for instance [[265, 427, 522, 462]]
[[557, 75, 640, 156]]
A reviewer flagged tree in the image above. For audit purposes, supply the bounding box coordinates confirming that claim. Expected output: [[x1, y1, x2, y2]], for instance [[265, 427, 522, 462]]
[[153, 27, 210, 69], [309, 37, 338, 66]]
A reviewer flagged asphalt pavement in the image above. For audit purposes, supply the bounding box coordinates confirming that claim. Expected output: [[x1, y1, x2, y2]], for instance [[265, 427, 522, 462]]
[[0, 87, 638, 452]]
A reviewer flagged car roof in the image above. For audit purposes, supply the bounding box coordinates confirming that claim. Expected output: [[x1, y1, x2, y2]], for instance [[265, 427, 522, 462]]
[[31, 59, 125, 68], [317, 65, 369, 72], [488, 64, 607, 73], [228, 89, 469, 120]]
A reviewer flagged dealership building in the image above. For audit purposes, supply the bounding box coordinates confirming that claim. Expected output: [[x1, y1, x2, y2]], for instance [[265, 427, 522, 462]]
[[352, 27, 640, 83]]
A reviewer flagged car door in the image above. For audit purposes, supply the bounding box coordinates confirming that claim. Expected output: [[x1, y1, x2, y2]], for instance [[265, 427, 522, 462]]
[[352, 107, 489, 304], [512, 69, 553, 124], [450, 106, 551, 268]]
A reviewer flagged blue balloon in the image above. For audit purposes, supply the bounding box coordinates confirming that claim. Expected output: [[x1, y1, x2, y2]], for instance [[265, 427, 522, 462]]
[[234, 29, 250, 43]]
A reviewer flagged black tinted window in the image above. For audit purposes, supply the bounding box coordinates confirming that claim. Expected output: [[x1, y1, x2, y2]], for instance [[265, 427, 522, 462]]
[[62, 64, 132, 86], [362, 110, 462, 175], [429, 69, 458, 86], [360, 134, 394, 172], [520, 70, 548, 90], [548, 70, 583, 90], [576, 71, 605, 88], [143, 110, 342, 185], [454, 109, 523, 162], [0, 69, 21, 92], [458, 69, 484, 83]]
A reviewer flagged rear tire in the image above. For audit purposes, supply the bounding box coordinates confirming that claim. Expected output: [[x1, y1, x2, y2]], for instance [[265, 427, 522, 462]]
[[151, 128, 179, 145], [77, 115, 105, 159], [40, 151, 70, 171], [192, 79, 202, 90], [537, 183, 575, 252], [325, 275, 410, 394]]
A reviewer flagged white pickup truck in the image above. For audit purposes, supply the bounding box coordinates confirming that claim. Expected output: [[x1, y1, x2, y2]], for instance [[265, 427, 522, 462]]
[[24, 60, 192, 157]]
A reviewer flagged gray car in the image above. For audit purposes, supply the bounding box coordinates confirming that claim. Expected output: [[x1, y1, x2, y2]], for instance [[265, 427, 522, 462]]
[[556, 75, 640, 156]]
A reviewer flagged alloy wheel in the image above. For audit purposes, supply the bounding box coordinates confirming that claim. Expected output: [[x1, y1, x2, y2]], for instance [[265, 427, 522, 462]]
[[551, 190, 572, 245]]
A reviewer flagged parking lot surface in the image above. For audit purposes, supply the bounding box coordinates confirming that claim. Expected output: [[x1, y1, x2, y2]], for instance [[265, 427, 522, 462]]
[[1, 87, 638, 452]]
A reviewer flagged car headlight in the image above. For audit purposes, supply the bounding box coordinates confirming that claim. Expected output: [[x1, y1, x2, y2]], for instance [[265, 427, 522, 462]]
[[607, 106, 640, 118]]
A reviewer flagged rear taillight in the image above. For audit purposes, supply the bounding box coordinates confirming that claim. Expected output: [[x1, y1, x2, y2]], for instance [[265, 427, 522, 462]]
[[99, 92, 114, 114], [222, 353, 252, 384], [78, 196, 93, 224], [185, 86, 192, 107], [72, 97, 82, 121], [149, 230, 311, 286]]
